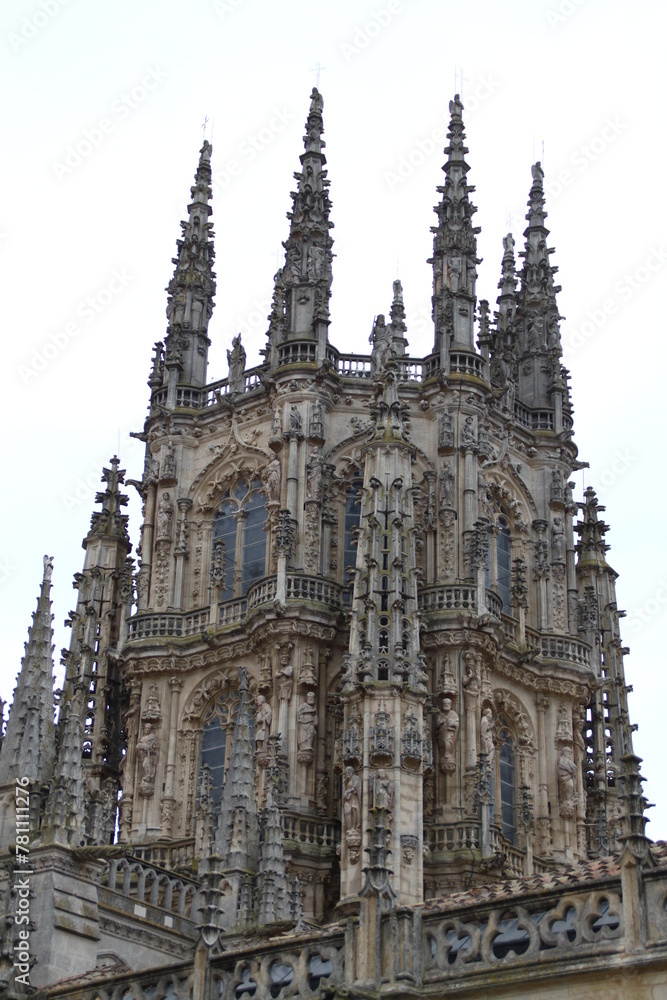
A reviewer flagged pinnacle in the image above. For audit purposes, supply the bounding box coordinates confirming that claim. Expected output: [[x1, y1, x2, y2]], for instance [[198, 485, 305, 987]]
[[87, 456, 131, 545]]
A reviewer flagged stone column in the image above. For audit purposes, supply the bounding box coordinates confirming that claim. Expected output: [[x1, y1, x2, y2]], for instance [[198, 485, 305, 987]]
[[162, 676, 183, 834], [536, 695, 550, 854]]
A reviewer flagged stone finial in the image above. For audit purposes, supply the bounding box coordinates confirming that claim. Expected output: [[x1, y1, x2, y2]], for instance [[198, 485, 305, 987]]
[[87, 457, 131, 546]]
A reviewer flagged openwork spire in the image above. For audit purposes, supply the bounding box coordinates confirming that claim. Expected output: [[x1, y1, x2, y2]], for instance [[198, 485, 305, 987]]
[[86, 456, 131, 547], [278, 88, 334, 356], [575, 486, 610, 569], [516, 162, 563, 356], [43, 684, 86, 846], [214, 667, 259, 871], [429, 95, 481, 356], [164, 141, 216, 389], [0, 556, 56, 785]]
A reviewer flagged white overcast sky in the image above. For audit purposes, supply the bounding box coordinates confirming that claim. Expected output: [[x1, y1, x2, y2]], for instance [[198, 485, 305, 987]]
[[2, 0, 666, 839]]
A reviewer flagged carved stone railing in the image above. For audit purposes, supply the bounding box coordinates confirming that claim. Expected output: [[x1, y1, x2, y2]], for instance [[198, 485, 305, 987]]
[[278, 340, 318, 366], [127, 575, 344, 643], [514, 401, 555, 432], [540, 635, 592, 668], [281, 812, 340, 850], [450, 351, 484, 380], [127, 607, 210, 641], [425, 822, 482, 854], [131, 838, 196, 869], [212, 936, 345, 1000], [422, 884, 623, 983], [418, 585, 478, 614]]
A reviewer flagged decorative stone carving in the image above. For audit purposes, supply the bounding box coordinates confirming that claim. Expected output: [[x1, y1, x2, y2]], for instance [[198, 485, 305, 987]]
[[306, 447, 323, 501], [551, 516, 566, 563], [136, 722, 159, 797], [288, 404, 302, 436], [436, 696, 459, 773], [162, 440, 177, 481], [309, 400, 324, 440], [299, 645, 316, 690], [440, 461, 455, 508], [369, 706, 394, 766], [263, 458, 281, 504], [254, 694, 272, 766], [438, 409, 454, 449], [401, 711, 422, 769], [156, 492, 174, 540], [558, 745, 578, 819], [227, 333, 246, 393], [401, 834, 419, 865], [297, 691, 318, 765], [372, 768, 394, 813], [343, 766, 361, 863], [480, 707, 495, 761]]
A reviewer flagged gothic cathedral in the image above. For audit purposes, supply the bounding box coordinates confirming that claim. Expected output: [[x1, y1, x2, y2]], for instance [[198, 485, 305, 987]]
[[2, 91, 665, 999]]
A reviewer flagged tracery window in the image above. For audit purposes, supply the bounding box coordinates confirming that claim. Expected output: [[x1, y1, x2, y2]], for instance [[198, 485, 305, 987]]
[[212, 479, 267, 601], [198, 691, 254, 806], [485, 512, 512, 612], [498, 723, 516, 843], [343, 477, 363, 581]]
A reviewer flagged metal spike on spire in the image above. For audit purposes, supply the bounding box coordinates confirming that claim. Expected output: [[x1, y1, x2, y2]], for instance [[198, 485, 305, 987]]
[[0, 556, 56, 787]]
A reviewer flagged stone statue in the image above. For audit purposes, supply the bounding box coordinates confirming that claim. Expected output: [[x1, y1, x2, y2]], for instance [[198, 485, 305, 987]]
[[436, 697, 459, 773], [552, 516, 566, 563], [462, 415, 476, 448], [276, 655, 293, 703], [255, 694, 273, 753], [306, 447, 323, 501], [438, 410, 454, 448], [263, 458, 281, 504], [136, 723, 159, 796], [227, 333, 246, 392], [289, 404, 302, 435], [343, 766, 361, 833], [156, 492, 173, 540], [480, 707, 495, 759], [309, 400, 323, 439], [440, 462, 455, 508], [297, 691, 318, 756], [373, 768, 394, 812], [558, 745, 578, 818]]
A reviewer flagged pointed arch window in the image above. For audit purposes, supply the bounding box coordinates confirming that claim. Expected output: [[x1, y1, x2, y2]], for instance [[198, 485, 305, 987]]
[[485, 511, 513, 612], [212, 479, 267, 601], [343, 477, 363, 581], [198, 691, 255, 807], [498, 726, 516, 843]]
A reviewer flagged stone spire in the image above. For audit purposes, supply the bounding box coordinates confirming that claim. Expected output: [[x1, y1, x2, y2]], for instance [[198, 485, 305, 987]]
[[489, 234, 518, 402], [163, 140, 216, 399], [429, 94, 481, 364], [389, 279, 408, 352], [214, 667, 259, 871], [0, 556, 56, 787], [257, 790, 288, 925], [86, 456, 130, 547], [515, 162, 565, 409], [575, 486, 610, 571], [43, 684, 86, 846], [278, 88, 334, 364]]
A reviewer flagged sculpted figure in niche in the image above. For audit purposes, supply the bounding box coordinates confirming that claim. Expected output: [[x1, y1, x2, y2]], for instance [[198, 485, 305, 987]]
[[276, 655, 293, 702], [373, 768, 394, 813], [255, 694, 273, 753], [306, 447, 323, 501], [558, 746, 578, 818], [552, 516, 566, 562], [480, 707, 496, 760], [263, 458, 281, 504], [136, 723, 159, 796], [436, 696, 459, 773], [297, 691, 318, 753], [462, 415, 476, 447], [156, 492, 173, 540], [343, 766, 361, 833], [440, 462, 455, 508]]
